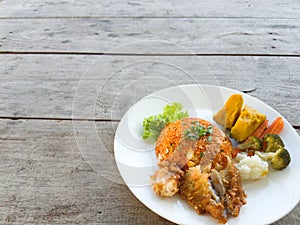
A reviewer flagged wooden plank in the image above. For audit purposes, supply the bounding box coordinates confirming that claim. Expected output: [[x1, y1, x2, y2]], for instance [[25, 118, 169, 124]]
[[0, 54, 299, 125], [0, 119, 298, 224], [1, 18, 300, 54], [0, 119, 172, 224], [1, 0, 300, 18]]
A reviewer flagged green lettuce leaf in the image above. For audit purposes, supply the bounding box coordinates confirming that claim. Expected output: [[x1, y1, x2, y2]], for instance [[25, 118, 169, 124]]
[[142, 102, 188, 140]]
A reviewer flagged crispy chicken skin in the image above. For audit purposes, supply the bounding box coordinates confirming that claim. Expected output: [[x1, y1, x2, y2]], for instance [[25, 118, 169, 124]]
[[180, 166, 227, 224], [151, 118, 247, 223], [155, 118, 232, 166], [151, 162, 184, 197], [220, 161, 247, 217], [179, 161, 246, 223]]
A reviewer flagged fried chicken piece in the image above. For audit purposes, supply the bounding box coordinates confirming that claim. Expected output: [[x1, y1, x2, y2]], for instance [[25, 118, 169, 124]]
[[151, 118, 247, 223], [199, 126, 232, 172], [210, 158, 247, 218], [150, 162, 184, 197], [155, 118, 232, 172], [155, 118, 211, 161], [180, 163, 247, 223], [219, 161, 247, 217], [180, 166, 227, 224]]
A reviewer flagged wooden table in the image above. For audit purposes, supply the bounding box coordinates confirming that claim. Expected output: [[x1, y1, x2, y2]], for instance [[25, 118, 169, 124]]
[[0, 1, 299, 224]]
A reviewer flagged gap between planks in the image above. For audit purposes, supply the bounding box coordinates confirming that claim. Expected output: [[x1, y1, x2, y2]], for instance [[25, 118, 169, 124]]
[[1, 51, 300, 57], [0, 116, 299, 130], [1, 16, 300, 20], [0, 116, 120, 122]]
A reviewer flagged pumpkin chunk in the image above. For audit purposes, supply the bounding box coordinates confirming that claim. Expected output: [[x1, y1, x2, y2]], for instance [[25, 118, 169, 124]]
[[213, 94, 244, 129], [230, 105, 266, 142]]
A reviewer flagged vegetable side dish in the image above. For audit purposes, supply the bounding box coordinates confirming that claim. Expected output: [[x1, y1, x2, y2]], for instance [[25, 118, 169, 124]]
[[214, 94, 291, 178], [141, 95, 291, 224]]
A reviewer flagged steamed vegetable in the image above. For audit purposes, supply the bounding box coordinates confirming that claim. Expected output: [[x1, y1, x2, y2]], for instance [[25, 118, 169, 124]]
[[260, 117, 284, 138], [238, 136, 263, 151], [230, 105, 266, 142], [235, 153, 269, 180], [250, 119, 269, 138], [256, 148, 291, 170], [213, 94, 244, 129], [142, 102, 188, 140], [231, 147, 241, 158], [262, 134, 285, 152]]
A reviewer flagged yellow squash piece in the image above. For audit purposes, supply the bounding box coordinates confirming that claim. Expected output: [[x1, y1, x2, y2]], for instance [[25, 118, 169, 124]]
[[230, 105, 266, 142], [213, 94, 244, 129]]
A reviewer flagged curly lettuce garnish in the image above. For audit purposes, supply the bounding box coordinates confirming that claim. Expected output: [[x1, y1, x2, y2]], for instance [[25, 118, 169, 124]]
[[142, 102, 189, 140]]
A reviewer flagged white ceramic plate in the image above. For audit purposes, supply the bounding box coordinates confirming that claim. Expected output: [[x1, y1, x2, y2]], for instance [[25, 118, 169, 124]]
[[114, 84, 300, 225]]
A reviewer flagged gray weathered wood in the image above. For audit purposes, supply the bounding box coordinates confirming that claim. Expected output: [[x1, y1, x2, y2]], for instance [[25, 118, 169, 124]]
[[1, 0, 300, 19], [0, 119, 175, 224], [1, 18, 300, 54], [1, 0, 300, 224], [1, 55, 299, 125], [0, 119, 298, 224]]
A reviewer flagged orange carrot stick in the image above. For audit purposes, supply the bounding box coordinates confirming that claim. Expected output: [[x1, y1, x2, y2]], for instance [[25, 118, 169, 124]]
[[251, 119, 269, 138], [268, 117, 284, 134], [260, 117, 284, 138], [231, 147, 240, 158]]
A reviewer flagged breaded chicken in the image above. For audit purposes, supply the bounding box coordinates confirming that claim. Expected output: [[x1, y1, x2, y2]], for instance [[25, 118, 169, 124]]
[[218, 160, 247, 217], [180, 166, 227, 224], [151, 118, 246, 223], [179, 161, 246, 224], [155, 118, 232, 171], [151, 162, 184, 197]]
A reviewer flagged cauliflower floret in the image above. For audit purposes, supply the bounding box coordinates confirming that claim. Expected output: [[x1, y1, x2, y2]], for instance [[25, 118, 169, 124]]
[[234, 153, 269, 180]]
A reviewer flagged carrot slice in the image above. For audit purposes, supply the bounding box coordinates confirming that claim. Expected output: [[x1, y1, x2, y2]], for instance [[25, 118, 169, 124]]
[[270, 117, 284, 134], [231, 147, 240, 158], [247, 150, 255, 157], [260, 117, 284, 138], [250, 119, 269, 138], [262, 141, 267, 152]]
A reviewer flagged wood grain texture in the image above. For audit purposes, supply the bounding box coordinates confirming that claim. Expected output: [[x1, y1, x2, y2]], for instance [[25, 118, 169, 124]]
[[0, 119, 298, 224], [0, 119, 174, 225], [1, 0, 299, 224], [1, 55, 299, 125], [1, 18, 300, 54], [1, 0, 300, 18]]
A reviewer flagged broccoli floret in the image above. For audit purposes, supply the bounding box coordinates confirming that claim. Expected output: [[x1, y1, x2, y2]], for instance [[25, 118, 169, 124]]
[[256, 148, 291, 170], [262, 134, 284, 152], [238, 136, 262, 151], [271, 149, 291, 170]]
